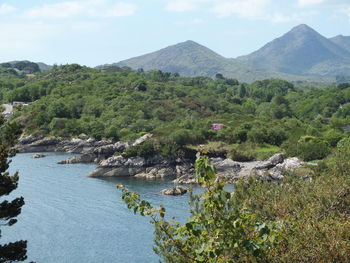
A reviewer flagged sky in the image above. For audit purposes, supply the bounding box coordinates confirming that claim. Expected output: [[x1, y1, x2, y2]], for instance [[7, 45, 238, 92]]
[[1, 0, 350, 66]]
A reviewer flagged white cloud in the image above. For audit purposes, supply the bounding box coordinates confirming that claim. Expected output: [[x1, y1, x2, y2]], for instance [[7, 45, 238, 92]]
[[24, 0, 137, 19], [0, 3, 16, 15], [165, 0, 303, 23], [297, 0, 325, 7], [103, 2, 138, 17], [212, 0, 270, 19], [165, 0, 198, 11], [344, 6, 350, 22]]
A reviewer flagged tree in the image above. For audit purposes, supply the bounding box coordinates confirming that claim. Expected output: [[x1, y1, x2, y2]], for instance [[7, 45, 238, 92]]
[[118, 154, 279, 262], [0, 120, 27, 262]]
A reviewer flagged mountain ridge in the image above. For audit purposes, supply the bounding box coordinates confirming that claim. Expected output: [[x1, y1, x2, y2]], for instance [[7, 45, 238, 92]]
[[237, 24, 350, 76], [111, 24, 350, 82]]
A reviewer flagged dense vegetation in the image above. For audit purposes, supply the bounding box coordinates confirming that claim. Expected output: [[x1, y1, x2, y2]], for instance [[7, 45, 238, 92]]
[[120, 139, 350, 262], [1, 64, 349, 162]]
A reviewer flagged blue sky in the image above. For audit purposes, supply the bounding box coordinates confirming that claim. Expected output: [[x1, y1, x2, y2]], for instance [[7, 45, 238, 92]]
[[1, 0, 349, 66]]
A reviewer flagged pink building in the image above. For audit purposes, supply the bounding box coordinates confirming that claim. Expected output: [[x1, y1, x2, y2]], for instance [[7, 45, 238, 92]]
[[212, 123, 223, 131]]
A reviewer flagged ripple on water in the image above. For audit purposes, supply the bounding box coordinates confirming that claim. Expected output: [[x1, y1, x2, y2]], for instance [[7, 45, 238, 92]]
[[2, 152, 190, 263]]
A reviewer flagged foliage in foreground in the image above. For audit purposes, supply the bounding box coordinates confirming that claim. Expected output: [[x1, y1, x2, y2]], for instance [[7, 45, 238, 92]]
[[118, 153, 280, 263], [119, 142, 350, 262], [0, 119, 27, 263]]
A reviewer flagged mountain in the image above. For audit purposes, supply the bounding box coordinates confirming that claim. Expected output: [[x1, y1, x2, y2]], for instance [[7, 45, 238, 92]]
[[36, 62, 52, 72], [116, 40, 237, 77], [237, 24, 350, 77], [114, 40, 314, 83], [329, 35, 350, 53], [108, 24, 350, 82]]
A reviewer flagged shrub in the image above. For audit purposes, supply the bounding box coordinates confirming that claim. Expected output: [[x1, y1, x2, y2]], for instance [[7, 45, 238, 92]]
[[123, 140, 157, 158], [287, 136, 331, 161]]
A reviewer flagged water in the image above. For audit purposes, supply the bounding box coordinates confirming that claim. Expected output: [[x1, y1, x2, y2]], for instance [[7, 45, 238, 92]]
[[1, 152, 190, 263]]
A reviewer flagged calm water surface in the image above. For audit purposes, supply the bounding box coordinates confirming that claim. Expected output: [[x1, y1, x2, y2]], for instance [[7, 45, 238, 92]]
[[2, 152, 190, 263]]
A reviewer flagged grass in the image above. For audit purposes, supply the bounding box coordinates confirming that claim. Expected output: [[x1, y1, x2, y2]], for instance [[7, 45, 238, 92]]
[[253, 144, 282, 160], [188, 142, 282, 161]]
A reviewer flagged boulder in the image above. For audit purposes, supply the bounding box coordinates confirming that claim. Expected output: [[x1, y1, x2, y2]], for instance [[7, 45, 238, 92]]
[[276, 157, 303, 170], [161, 186, 188, 196], [132, 133, 153, 146], [255, 153, 285, 170], [32, 153, 46, 159], [211, 158, 241, 175]]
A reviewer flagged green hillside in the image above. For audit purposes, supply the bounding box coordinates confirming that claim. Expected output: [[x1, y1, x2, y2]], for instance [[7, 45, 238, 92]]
[[1, 64, 348, 161]]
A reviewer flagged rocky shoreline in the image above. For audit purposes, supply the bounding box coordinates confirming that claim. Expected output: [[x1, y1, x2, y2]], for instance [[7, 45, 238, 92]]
[[17, 135, 312, 186]]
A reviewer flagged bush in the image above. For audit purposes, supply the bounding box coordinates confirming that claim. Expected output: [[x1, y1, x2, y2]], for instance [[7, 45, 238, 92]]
[[118, 155, 280, 263], [247, 126, 287, 146], [123, 140, 157, 158], [287, 136, 331, 161], [228, 144, 255, 162], [168, 129, 192, 146]]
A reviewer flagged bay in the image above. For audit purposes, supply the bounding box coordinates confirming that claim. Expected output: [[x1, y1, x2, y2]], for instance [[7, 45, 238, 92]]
[[2, 152, 189, 263]]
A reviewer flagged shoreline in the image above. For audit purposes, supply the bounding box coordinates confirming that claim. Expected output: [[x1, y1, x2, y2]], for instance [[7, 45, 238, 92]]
[[18, 135, 311, 184]]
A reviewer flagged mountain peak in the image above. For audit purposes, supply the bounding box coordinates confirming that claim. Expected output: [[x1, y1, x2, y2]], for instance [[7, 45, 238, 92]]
[[115, 39, 229, 78], [175, 40, 205, 49], [291, 24, 313, 31], [329, 34, 350, 53], [237, 24, 350, 76], [288, 24, 320, 38]]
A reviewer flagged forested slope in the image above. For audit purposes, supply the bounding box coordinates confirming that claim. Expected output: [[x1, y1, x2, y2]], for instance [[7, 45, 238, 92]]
[[1, 64, 349, 161]]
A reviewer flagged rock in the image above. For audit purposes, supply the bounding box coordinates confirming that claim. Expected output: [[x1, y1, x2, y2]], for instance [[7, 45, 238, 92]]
[[135, 167, 175, 179], [30, 137, 59, 147], [161, 186, 188, 196], [158, 168, 174, 177], [58, 154, 96, 164], [132, 133, 153, 146], [78, 133, 88, 139], [258, 157, 305, 181], [276, 157, 303, 170], [19, 135, 44, 145], [32, 153, 46, 158], [99, 156, 146, 168], [255, 153, 285, 170], [211, 158, 241, 175], [173, 175, 197, 184]]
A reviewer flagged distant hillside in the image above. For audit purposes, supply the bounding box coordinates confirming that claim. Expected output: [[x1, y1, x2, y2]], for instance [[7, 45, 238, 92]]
[[237, 24, 350, 77], [329, 35, 350, 53], [36, 62, 53, 72], [114, 40, 315, 83], [110, 24, 350, 82], [0, 61, 52, 74], [116, 40, 232, 77]]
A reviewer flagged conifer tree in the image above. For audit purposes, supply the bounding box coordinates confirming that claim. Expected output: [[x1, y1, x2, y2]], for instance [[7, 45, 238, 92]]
[[0, 119, 27, 262]]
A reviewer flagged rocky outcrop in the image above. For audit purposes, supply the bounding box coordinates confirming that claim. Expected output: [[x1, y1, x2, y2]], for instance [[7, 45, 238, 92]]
[[87, 155, 175, 177], [135, 167, 174, 179], [18, 135, 310, 184], [161, 186, 188, 196], [57, 154, 96, 164], [32, 153, 46, 158], [255, 157, 308, 181], [173, 153, 309, 184], [17, 134, 151, 164]]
